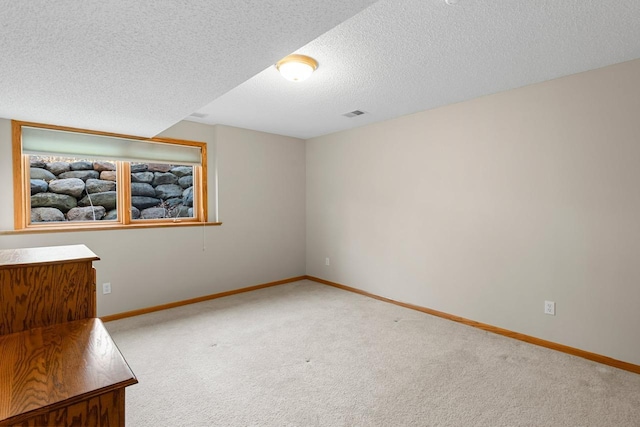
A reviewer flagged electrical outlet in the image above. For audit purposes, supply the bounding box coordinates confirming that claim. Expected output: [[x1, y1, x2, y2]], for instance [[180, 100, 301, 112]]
[[544, 300, 555, 315], [325, 257, 330, 266], [102, 282, 112, 295]]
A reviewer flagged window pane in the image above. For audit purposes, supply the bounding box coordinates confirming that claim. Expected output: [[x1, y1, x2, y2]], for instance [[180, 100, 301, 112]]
[[29, 155, 118, 223], [130, 163, 195, 220]]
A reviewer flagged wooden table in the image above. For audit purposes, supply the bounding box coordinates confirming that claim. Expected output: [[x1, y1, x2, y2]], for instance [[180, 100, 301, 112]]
[[0, 318, 137, 426]]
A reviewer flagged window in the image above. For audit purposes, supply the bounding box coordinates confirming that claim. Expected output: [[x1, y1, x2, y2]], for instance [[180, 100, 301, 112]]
[[12, 121, 210, 231]]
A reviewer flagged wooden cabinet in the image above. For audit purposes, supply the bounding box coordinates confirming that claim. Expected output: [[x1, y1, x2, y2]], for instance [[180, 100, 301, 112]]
[[0, 245, 98, 335], [0, 245, 137, 427]]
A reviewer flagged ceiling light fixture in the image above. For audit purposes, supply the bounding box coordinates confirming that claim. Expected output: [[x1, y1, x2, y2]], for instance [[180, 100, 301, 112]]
[[276, 54, 318, 82]]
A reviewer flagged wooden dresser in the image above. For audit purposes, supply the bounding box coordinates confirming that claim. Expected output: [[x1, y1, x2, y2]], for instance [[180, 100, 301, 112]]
[[0, 245, 137, 427]]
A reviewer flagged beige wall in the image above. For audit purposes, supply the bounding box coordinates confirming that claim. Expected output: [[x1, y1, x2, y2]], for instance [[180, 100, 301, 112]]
[[306, 59, 640, 365], [2, 59, 639, 366], [0, 121, 306, 316]]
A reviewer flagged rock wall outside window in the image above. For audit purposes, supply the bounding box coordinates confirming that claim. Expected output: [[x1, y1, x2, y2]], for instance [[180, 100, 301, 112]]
[[28, 157, 194, 223]]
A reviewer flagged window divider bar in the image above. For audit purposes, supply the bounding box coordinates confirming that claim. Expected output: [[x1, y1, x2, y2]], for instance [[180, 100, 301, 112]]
[[118, 162, 131, 225], [12, 121, 27, 229]]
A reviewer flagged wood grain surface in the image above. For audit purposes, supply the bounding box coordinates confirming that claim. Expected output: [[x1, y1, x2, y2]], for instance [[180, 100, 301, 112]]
[[17, 389, 125, 427], [0, 262, 96, 335], [0, 318, 137, 425]]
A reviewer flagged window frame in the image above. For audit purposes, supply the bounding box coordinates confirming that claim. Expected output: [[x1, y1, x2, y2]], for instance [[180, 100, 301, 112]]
[[12, 120, 215, 232]]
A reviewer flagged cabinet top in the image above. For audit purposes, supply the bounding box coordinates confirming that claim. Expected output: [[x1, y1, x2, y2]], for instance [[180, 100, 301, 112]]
[[0, 318, 137, 422], [0, 244, 100, 269]]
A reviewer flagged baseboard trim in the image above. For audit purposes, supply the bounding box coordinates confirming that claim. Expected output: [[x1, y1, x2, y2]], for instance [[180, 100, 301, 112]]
[[305, 275, 640, 375], [100, 276, 307, 323], [100, 274, 640, 375]]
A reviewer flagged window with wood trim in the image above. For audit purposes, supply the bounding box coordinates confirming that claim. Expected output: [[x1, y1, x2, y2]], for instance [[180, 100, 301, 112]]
[[12, 121, 208, 230]]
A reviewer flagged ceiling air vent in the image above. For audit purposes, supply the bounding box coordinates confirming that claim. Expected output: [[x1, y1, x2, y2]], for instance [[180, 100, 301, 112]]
[[343, 110, 366, 118], [189, 112, 208, 119]]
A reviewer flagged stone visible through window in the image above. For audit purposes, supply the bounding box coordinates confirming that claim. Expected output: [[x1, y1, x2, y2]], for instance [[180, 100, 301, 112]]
[[130, 163, 195, 221], [13, 121, 208, 230], [29, 155, 119, 223]]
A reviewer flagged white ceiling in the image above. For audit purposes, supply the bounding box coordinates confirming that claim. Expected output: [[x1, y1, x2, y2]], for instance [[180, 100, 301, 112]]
[[0, 0, 375, 137], [190, 0, 640, 139], [1, 1, 640, 140]]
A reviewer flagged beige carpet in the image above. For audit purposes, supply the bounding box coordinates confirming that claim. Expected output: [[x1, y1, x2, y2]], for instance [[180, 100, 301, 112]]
[[106, 280, 640, 426]]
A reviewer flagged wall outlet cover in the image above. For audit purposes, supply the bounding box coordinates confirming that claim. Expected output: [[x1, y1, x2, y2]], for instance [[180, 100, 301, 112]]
[[544, 300, 555, 315]]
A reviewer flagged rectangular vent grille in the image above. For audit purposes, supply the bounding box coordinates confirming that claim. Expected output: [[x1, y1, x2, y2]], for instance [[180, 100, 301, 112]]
[[343, 110, 365, 118], [189, 112, 208, 118]]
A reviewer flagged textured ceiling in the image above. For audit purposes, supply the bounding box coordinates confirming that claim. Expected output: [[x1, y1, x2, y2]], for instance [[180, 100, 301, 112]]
[[1, 1, 639, 140], [0, 0, 376, 136], [190, 0, 640, 139]]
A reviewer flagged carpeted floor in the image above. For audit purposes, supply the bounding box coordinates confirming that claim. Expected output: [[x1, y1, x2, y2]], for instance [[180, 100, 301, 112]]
[[106, 280, 640, 426]]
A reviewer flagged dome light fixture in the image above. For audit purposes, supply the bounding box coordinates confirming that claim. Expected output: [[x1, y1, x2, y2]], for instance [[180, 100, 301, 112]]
[[276, 54, 318, 82]]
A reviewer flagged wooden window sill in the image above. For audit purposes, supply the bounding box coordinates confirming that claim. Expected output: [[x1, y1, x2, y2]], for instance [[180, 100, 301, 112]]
[[0, 221, 222, 235]]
